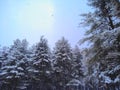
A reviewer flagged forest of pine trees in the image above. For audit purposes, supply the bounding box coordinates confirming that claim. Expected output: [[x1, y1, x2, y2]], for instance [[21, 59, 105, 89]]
[[0, 37, 83, 90], [0, 0, 120, 90]]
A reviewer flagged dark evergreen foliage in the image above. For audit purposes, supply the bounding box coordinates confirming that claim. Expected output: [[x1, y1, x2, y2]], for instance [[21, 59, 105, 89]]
[[0, 37, 83, 90], [80, 0, 120, 89]]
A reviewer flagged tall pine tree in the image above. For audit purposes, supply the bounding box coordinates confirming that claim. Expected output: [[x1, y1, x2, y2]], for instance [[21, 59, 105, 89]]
[[53, 37, 73, 90], [29, 36, 52, 90], [80, 0, 120, 88], [0, 39, 29, 90]]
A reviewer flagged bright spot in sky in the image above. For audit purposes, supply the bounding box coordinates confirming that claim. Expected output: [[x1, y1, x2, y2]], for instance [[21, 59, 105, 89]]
[[17, 1, 54, 33], [0, 0, 91, 47]]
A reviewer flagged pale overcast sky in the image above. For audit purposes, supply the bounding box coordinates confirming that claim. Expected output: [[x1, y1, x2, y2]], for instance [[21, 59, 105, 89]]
[[0, 0, 91, 48]]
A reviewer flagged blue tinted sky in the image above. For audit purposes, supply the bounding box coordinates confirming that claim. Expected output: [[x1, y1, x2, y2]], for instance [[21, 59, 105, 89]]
[[0, 0, 91, 48]]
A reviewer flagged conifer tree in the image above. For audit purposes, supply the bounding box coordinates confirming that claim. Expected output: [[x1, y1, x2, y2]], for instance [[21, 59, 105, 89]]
[[80, 0, 120, 88], [72, 45, 83, 79], [30, 36, 52, 90], [0, 39, 29, 90], [53, 37, 73, 89]]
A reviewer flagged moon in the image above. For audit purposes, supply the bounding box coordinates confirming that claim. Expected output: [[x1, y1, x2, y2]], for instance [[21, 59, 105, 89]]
[[17, 1, 54, 32]]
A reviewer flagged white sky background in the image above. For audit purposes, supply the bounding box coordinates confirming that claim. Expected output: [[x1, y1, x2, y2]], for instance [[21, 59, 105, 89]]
[[0, 0, 91, 48]]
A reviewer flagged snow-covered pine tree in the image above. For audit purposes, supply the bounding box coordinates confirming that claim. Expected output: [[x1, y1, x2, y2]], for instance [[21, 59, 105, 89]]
[[53, 37, 73, 90], [80, 0, 120, 89], [29, 36, 52, 90], [65, 46, 84, 90], [0, 39, 29, 90], [0, 47, 9, 89], [0, 47, 9, 68], [72, 45, 83, 80]]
